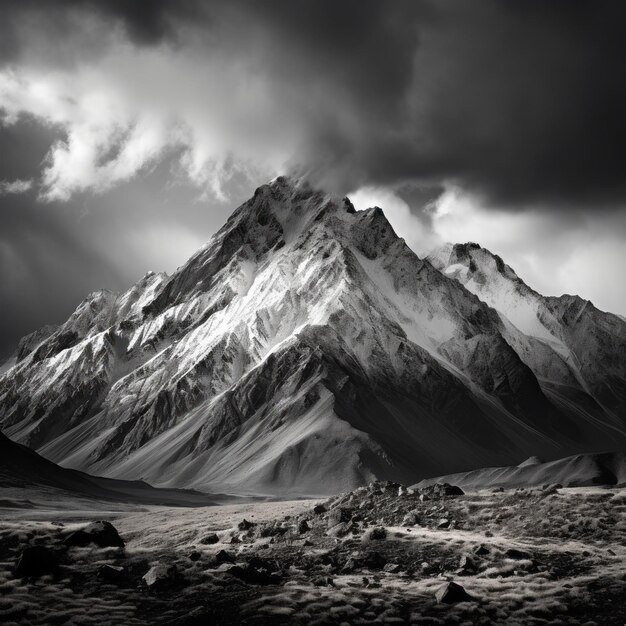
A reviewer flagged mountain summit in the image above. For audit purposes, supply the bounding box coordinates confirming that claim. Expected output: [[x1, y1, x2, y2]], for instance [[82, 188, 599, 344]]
[[1, 178, 625, 495]]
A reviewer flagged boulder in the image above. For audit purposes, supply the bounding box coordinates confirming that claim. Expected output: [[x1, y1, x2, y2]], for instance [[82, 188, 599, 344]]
[[327, 507, 352, 527], [363, 527, 387, 541], [199, 533, 220, 545], [64, 521, 124, 548], [362, 551, 386, 570], [297, 519, 310, 534], [97, 564, 129, 585], [228, 557, 282, 585], [505, 548, 531, 560], [142, 563, 182, 590], [327, 522, 350, 538], [237, 519, 256, 531], [435, 581, 473, 604], [473, 544, 489, 556], [214, 550, 235, 564], [313, 504, 327, 514], [15, 546, 59, 578]]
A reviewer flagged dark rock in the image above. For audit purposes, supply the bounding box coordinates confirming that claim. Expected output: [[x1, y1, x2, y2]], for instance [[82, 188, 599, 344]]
[[364, 527, 387, 541], [64, 521, 124, 548], [237, 519, 256, 531], [473, 544, 489, 556], [437, 519, 451, 529], [199, 533, 220, 545], [188, 551, 201, 562], [313, 576, 335, 587], [505, 548, 531, 560], [298, 519, 310, 534], [214, 550, 235, 564], [363, 551, 386, 570], [14, 546, 59, 578], [313, 504, 327, 515], [97, 564, 129, 585], [457, 554, 478, 573], [435, 581, 473, 603], [327, 507, 352, 527], [228, 558, 282, 585]]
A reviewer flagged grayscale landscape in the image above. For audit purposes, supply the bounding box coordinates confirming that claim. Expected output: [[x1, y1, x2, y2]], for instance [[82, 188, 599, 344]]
[[1, 2, 625, 624]]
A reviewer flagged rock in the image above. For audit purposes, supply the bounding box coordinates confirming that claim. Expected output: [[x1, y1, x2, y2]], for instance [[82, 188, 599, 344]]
[[298, 519, 310, 534], [327, 523, 350, 538], [14, 546, 59, 578], [473, 544, 489, 556], [188, 551, 201, 562], [313, 504, 327, 515], [457, 554, 478, 573], [505, 548, 531, 560], [341, 558, 358, 573], [313, 575, 335, 587], [64, 521, 124, 548], [363, 551, 386, 570], [97, 564, 129, 585], [442, 484, 464, 496], [237, 519, 256, 531], [142, 563, 182, 590], [383, 563, 401, 573], [492, 487, 504, 493], [435, 581, 473, 603], [214, 550, 235, 564], [363, 527, 387, 541], [402, 513, 419, 526], [228, 557, 282, 585], [199, 533, 220, 545], [327, 507, 352, 527], [437, 519, 451, 529]]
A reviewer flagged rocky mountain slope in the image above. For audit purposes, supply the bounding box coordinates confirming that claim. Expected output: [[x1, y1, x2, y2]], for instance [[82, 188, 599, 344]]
[[428, 243, 626, 421], [1, 178, 624, 495]]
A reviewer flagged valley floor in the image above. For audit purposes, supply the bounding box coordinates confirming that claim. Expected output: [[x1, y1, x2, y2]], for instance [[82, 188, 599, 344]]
[[0, 484, 625, 625]]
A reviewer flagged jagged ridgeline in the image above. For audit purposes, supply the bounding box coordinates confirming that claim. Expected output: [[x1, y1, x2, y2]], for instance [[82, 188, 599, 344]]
[[1, 177, 625, 495]]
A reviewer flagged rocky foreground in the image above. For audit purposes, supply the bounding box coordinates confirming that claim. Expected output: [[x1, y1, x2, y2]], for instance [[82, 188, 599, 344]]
[[1, 482, 625, 625]]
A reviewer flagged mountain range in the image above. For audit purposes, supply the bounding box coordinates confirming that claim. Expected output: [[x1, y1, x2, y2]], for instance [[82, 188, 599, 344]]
[[1, 177, 624, 495]]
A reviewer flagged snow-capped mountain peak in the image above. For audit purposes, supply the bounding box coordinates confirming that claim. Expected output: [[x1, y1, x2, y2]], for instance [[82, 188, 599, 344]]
[[1, 180, 624, 495]]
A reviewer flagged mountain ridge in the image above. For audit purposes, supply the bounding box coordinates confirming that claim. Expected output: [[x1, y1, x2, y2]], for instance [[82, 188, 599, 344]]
[[1, 177, 624, 495]]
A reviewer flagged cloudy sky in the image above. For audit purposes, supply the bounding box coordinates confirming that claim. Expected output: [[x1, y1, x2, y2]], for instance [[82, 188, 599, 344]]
[[1, 0, 626, 358]]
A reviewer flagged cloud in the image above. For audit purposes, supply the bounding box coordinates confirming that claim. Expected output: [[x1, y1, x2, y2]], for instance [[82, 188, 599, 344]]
[[2, 1, 626, 210], [0, 178, 32, 194]]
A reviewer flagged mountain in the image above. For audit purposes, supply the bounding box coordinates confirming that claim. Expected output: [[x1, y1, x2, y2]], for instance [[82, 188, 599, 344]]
[[0, 431, 216, 508], [427, 243, 626, 421], [1, 177, 625, 496], [413, 450, 626, 490]]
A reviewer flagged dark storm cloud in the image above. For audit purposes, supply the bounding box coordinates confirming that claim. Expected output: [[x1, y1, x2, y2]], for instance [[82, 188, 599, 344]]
[[4, 0, 626, 207]]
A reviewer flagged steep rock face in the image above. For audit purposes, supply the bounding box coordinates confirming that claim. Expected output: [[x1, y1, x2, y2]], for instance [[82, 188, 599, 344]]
[[1, 178, 624, 495], [428, 243, 626, 421]]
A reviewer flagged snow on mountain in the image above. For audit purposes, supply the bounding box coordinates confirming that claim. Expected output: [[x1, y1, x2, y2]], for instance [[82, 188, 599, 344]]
[[428, 242, 626, 421], [1, 178, 624, 496], [414, 450, 626, 490]]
